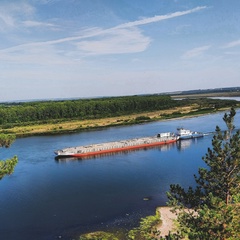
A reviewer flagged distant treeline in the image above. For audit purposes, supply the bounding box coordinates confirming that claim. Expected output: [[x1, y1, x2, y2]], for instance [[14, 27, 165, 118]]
[[170, 86, 240, 96], [0, 95, 237, 126]]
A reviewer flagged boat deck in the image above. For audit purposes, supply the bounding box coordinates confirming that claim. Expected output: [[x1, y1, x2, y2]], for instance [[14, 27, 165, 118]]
[[55, 134, 178, 157]]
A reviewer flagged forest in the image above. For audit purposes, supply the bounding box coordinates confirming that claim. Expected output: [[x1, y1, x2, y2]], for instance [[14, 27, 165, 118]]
[[0, 94, 238, 128]]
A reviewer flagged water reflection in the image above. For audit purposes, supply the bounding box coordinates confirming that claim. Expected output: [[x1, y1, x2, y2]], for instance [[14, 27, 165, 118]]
[[177, 139, 192, 150], [1, 109, 239, 240], [176, 138, 204, 151]]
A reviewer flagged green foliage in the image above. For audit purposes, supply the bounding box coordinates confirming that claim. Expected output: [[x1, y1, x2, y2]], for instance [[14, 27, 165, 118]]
[[167, 107, 240, 239], [79, 231, 119, 240], [160, 111, 182, 119], [78, 210, 162, 240], [135, 116, 151, 122], [0, 133, 16, 147], [128, 210, 161, 240], [0, 156, 18, 180], [0, 95, 175, 125], [0, 96, 236, 126], [0, 133, 18, 180]]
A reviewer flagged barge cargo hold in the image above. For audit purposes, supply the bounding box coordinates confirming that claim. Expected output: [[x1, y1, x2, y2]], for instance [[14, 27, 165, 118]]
[[54, 132, 179, 158]]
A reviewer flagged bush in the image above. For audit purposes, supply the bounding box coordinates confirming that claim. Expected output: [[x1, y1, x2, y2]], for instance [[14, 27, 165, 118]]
[[79, 231, 119, 240], [135, 116, 151, 122], [128, 210, 161, 240]]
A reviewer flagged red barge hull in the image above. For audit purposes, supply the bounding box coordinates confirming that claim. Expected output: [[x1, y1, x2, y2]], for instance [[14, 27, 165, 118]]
[[55, 137, 178, 159]]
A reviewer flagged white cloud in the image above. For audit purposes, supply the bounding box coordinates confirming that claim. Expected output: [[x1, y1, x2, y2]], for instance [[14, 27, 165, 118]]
[[0, 2, 57, 32], [23, 20, 56, 28], [182, 45, 211, 59], [0, 42, 79, 66], [115, 6, 207, 29], [3, 2, 35, 16], [0, 2, 34, 31], [223, 39, 240, 48], [0, 6, 207, 61], [76, 28, 151, 55], [224, 51, 240, 56], [0, 12, 15, 28]]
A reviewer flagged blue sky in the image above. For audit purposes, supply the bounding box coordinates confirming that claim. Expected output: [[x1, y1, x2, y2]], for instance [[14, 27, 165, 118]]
[[0, 0, 240, 101]]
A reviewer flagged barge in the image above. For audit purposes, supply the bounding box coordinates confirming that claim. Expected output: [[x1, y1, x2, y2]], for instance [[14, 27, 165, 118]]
[[55, 132, 179, 158], [177, 128, 204, 140]]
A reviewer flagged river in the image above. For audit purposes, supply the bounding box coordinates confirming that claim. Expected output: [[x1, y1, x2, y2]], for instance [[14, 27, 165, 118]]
[[0, 109, 240, 240]]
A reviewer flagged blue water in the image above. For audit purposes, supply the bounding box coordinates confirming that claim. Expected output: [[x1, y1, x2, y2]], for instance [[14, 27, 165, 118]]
[[0, 109, 239, 240]]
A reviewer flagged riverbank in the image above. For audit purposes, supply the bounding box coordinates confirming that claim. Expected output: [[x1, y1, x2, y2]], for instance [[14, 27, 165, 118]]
[[79, 207, 177, 239], [157, 207, 177, 237], [1, 105, 237, 138]]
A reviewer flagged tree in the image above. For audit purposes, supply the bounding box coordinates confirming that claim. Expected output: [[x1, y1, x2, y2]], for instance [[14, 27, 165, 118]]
[[0, 133, 18, 180], [167, 107, 240, 239], [128, 210, 161, 240]]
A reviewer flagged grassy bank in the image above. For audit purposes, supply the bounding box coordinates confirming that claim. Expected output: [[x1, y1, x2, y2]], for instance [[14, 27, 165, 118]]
[[1, 104, 238, 138]]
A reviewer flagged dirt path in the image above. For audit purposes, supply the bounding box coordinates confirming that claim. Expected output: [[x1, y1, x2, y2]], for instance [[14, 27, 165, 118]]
[[157, 207, 178, 237]]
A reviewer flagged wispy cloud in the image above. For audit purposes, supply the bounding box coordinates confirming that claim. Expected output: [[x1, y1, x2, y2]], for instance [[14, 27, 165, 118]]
[[0, 6, 207, 60], [182, 45, 211, 59], [23, 20, 56, 28], [223, 39, 240, 48], [114, 6, 207, 29], [0, 2, 57, 32], [224, 51, 240, 56], [0, 12, 15, 28], [76, 28, 150, 55], [0, 2, 34, 30]]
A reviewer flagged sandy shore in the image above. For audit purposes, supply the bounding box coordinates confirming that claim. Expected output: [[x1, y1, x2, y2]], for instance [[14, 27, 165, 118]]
[[157, 206, 178, 237]]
